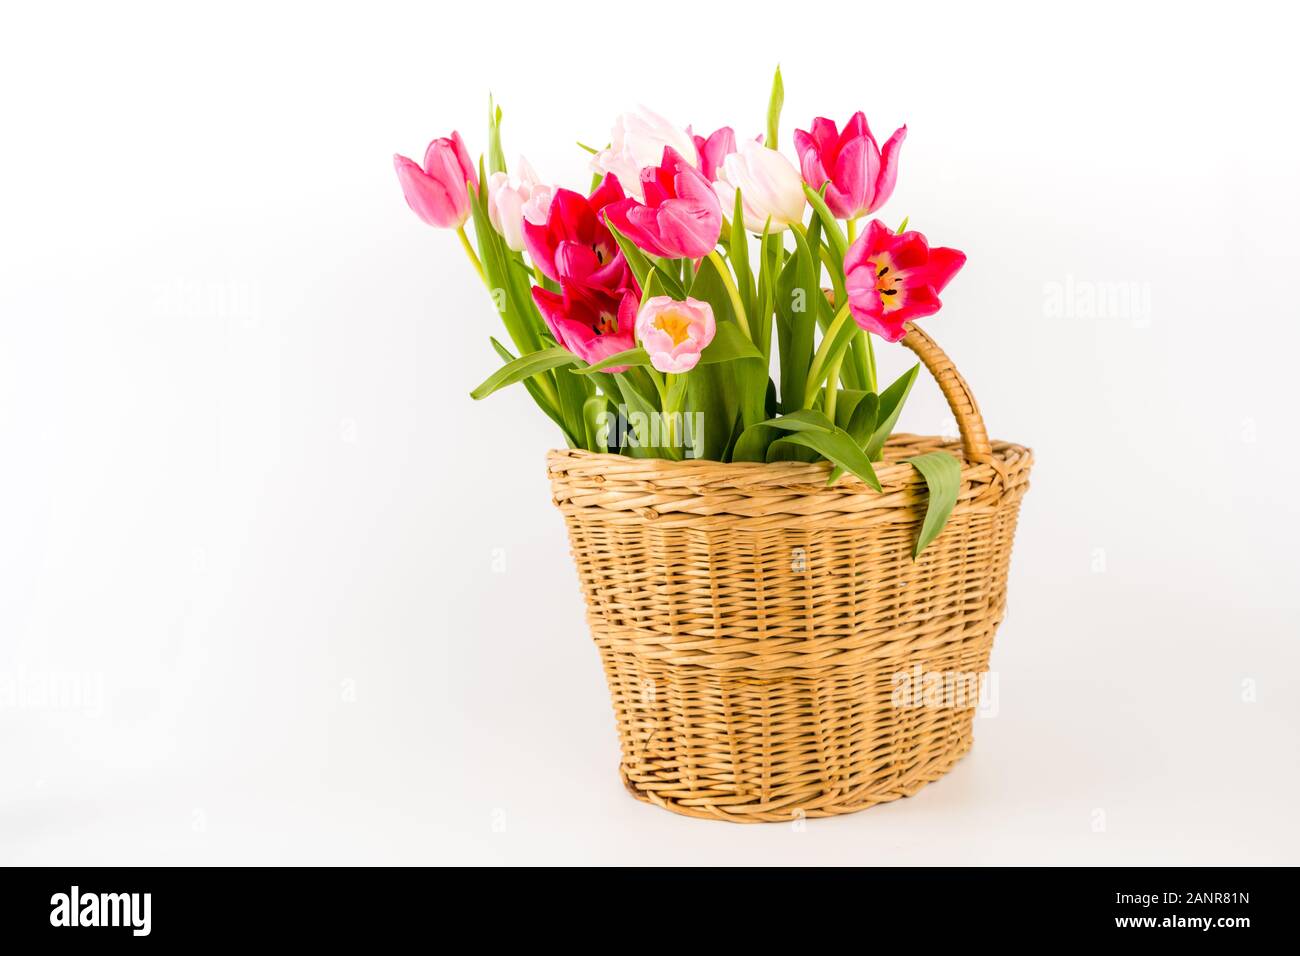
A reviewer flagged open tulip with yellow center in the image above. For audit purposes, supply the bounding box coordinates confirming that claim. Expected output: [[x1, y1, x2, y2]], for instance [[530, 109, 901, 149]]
[[635, 296, 716, 373]]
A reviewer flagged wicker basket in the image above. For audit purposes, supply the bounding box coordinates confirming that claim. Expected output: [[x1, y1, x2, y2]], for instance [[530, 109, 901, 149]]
[[547, 325, 1032, 822]]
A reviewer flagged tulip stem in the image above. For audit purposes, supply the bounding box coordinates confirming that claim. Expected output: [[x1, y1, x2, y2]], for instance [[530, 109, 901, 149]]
[[846, 217, 857, 246], [456, 226, 487, 285], [645, 366, 667, 404], [705, 249, 751, 341], [805, 303, 854, 408], [862, 331, 877, 392], [823, 347, 845, 422]]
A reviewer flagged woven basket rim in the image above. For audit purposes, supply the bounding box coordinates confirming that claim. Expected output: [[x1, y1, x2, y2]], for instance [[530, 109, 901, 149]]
[[548, 433, 1032, 496]]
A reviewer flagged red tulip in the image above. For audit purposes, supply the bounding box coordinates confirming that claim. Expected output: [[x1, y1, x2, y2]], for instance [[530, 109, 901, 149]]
[[843, 219, 965, 342], [393, 131, 478, 228], [794, 113, 905, 220], [522, 175, 628, 286], [601, 147, 722, 260], [532, 245, 639, 370]]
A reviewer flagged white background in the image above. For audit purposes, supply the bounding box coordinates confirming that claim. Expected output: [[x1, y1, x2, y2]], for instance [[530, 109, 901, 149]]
[[2, 0, 1297, 865]]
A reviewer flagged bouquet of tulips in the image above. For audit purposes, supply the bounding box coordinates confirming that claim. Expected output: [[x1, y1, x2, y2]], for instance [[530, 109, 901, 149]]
[[396, 69, 969, 553]]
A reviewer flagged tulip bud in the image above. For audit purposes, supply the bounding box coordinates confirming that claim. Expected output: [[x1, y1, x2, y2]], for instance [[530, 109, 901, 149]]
[[713, 141, 806, 233], [487, 157, 543, 252], [794, 113, 906, 219], [394, 131, 478, 229]]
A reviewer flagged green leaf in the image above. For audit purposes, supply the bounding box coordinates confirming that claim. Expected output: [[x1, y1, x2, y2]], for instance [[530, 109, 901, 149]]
[[605, 221, 654, 289], [845, 392, 878, 442], [684, 362, 733, 461], [701, 316, 762, 364], [865, 364, 920, 460], [765, 65, 784, 151], [471, 346, 578, 400], [776, 224, 820, 409], [487, 96, 506, 176], [488, 337, 576, 445], [729, 188, 755, 315], [605, 222, 686, 299], [468, 158, 555, 368], [612, 374, 660, 457], [769, 427, 882, 491], [684, 256, 742, 458], [641, 268, 667, 303], [688, 248, 737, 325], [802, 183, 849, 262], [732, 408, 834, 462], [907, 451, 961, 558], [827, 391, 878, 483], [712, 208, 767, 432], [754, 223, 781, 361], [571, 347, 650, 374], [582, 395, 611, 453]]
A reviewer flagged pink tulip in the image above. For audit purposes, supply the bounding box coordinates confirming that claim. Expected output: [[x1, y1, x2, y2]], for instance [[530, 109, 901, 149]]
[[692, 126, 737, 182], [843, 219, 965, 342], [635, 296, 716, 373], [393, 131, 478, 229], [602, 147, 722, 260], [794, 113, 906, 220]]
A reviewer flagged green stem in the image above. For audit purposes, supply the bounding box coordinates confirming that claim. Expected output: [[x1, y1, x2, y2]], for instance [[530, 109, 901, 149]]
[[823, 348, 845, 422], [644, 366, 666, 404], [862, 330, 877, 393], [457, 225, 486, 285], [660, 372, 685, 461], [846, 217, 857, 246], [705, 249, 751, 341], [804, 303, 854, 407]]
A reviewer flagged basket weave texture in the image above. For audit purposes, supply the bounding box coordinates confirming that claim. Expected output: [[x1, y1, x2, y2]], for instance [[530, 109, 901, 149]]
[[547, 327, 1032, 822]]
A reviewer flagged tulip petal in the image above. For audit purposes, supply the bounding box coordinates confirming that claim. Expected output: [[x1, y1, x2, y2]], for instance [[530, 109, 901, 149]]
[[869, 125, 907, 214], [925, 246, 966, 294], [832, 131, 879, 219]]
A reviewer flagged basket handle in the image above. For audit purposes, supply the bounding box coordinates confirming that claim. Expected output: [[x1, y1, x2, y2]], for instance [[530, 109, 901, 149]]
[[899, 324, 994, 464]]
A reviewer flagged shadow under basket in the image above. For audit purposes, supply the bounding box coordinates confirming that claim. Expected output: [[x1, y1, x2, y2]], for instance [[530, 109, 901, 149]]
[[547, 326, 1032, 822]]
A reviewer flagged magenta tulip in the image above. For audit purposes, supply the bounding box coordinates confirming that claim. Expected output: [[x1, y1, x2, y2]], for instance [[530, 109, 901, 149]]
[[843, 219, 965, 342], [692, 126, 737, 182], [393, 131, 479, 229], [601, 147, 722, 260], [522, 175, 629, 286], [532, 244, 640, 371], [794, 113, 905, 220]]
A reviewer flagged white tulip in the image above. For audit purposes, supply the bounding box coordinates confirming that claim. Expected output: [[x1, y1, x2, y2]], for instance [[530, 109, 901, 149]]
[[591, 106, 697, 200], [714, 141, 806, 233], [487, 157, 543, 251]]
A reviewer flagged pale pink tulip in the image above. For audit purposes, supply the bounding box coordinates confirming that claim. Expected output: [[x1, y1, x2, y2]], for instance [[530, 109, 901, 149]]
[[592, 107, 697, 201], [487, 157, 542, 251], [635, 296, 716, 373]]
